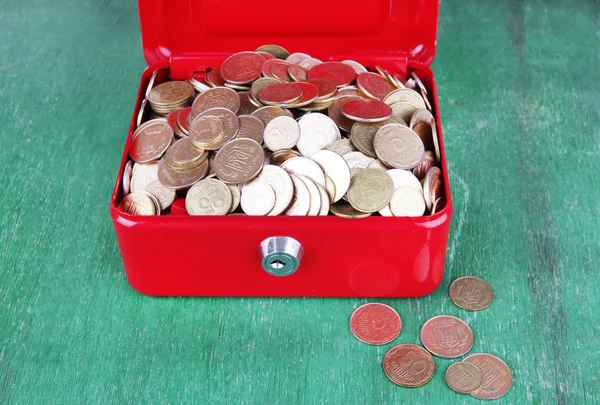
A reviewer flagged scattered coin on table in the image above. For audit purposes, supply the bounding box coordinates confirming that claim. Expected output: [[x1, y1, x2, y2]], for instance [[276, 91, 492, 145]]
[[349, 303, 402, 345]]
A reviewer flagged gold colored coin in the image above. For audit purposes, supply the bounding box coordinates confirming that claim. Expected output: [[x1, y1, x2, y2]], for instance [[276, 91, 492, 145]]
[[326, 139, 356, 156], [185, 178, 232, 215], [251, 106, 287, 125], [412, 151, 436, 180], [148, 81, 194, 107], [329, 200, 371, 218], [390, 101, 420, 123], [255, 44, 290, 59], [449, 276, 494, 311], [445, 362, 483, 394], [269, 149, 302, 166], [191, 86, 240, 117], [389, 186, 426, 217], [164, 137, 208, 169], [346, 169, 394, 213], [213, 138, 264, 184], [194, 108, 240, 150], [157, 158, 209, 190], [373, 124, 425, 170], [383, 88, 426, 109], [226, 184, 241, 213], [188, 116, 224, 149], [422, 166, 442, 211], [117, 192, 157, 216]]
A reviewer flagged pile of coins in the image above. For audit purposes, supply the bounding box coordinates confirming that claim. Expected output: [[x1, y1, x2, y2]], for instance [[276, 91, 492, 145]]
[[349, 276, 513, 400], [119, 45, 445, 217]]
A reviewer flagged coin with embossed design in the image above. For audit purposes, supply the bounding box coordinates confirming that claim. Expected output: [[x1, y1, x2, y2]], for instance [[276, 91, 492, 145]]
[[383, 344, 436, 388], [213, 138, 264, 184], [308, 62, 356, 87], [157, 158, 209, 190], [130, 162, 159, 193], [281, 157, 325, 187], [350, 303, 402, 345], [144, 179, 176, 210], [297, 113, 341, 157], [236, 115, 265, 144], [341, 60, 368, 74], [420, 315, 474, 358], [288, 64, 308, 82], [263, 116, 301, 151], [164, 137, 208, 169], [383, 88, 426, 109], [247, 165, 294, 216], [449, 276, 494, 311], [118, 192, 157, 216], [220, 51, 264, 84], [356, 72, 395, 101], [305, 78, 337, 101], [287, 82, 320, 107], [327, 139, 355, 156], [130, 119, 173, 163], [445, 362, 483, 394], [258, 82, 303, 105], [188, 116, 224, 150], [206, 69, 225, 87], [464, 354, 512, 400], [342, 151, 375, 170], [374, 124, 424, 170], [270, 61, 293, 82], [251, 106, 287, 125], [389, 187, 426, 217], [186, 178, 232, 215], [240, 181, 276, 216], [346, 169, 394, 213], [330, 200, 371, 218], [191, 87, 240, 117], [328, 95, 361, 132], [194, 108, 240, 150]]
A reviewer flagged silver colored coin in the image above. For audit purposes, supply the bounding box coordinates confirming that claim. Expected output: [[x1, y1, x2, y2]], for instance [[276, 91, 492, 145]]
[[144, 179, 176, 210], [314, 182, 330, 215], [343, 151, 375, 170], [309, 150, 351, 202], [379, 169, 423, 216], [383, 88, 426, 109], [185, 178, 232, 215], [284, 175, 311, 216], [138, 190, 161, 215], [281, 157, 325, 188], [390, 102, 420, 123], [296, 175, 322, 216], [324, 175, 337, 203], [263, 116, 301, 151], [297, 113, 341, 157], [130, 162, 159, 193], [241, 181, 276, 216], [226, 184, 241, 213], [389, 187, 426, 217], [367, 159, 390, 171], [410, 108, 435, 128], [247, 165, 294, 216], [285, 52, 311, 64], [122, 160, 134, 196]]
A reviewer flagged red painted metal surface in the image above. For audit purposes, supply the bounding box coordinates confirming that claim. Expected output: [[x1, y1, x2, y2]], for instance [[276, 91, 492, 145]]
[[110, 0, 451, 297]]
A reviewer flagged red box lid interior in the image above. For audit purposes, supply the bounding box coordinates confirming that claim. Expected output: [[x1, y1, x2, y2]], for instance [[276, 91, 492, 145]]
[[138, 0, 439, 68]]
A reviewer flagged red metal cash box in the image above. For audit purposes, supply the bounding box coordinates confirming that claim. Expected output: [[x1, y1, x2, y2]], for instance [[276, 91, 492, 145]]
[[110, 0, 452, 297]]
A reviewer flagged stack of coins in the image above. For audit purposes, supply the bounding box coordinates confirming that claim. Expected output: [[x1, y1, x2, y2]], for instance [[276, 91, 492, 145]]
[[119, 45, 446, 217], [349, 277, 513, 400]]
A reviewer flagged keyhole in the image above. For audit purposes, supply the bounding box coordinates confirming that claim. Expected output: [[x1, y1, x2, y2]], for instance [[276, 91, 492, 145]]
[[270, 260, 285, 269]]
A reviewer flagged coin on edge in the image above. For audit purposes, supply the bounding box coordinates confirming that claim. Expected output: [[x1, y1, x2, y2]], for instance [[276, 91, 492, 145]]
[[449, 276, 495, 311], [280, 157, 326, 188], [309, 150, 351, 202], [383, 344, 436, 387], [144, 179, 176, 210], [186, 178, 232, 215], [284, 175, 311, 216], [122, 160, 133, 196], [241, 181, 276, 216], [248, 165, 294, 216], [347, 169, 394, 213], [464, 354, 513, 400], [445, 362, 483, 394], [118, 192, 157, 216], [349, 303, 402, 345], [420, 315, 474, 358]]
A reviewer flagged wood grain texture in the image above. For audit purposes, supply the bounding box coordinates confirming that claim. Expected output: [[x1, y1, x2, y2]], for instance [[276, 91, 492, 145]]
[[1, 0, 599, 404]]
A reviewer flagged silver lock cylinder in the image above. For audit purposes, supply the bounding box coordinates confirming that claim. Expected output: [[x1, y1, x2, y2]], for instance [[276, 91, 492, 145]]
[[259, 236, 304, 276]]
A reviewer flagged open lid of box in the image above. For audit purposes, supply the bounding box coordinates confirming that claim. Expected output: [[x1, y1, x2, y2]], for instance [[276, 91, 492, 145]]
[[138, 0, 439, 68]]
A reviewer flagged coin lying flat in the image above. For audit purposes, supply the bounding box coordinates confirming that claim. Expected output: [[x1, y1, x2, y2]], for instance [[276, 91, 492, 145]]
[[420, 315, 474, 358], [298, 57, 322, 70], [270, 61, 293, 82], [383, 344, 436, 387], [309, 150, 351, 202], [263, 116, 301, 151], [240, 181, 276, 215], [357, 72, 395, 101], [130, 119, 173, 163], [118, 192, 157, 216], [327, 139, 355, 156], [374, 124, 425, 170], [288, 64, 308, 82], [258, 82, 303, 105], [236, 115, 264, 144], [188, 116, 224, 149], [305, 78, 337, 100], [255, 44, 289, 60], [287, 82, 319, 107], [285, 52, 311, 64], [186, 178, 232, 215], [164, 137, 208, 169], [340, 99, 392, 122], [220, 51, 264, 84], [449, 276, 494, 311], [157, 158, 209, 190], [347, 169, 394, 213], [342, 60, 368, 74], [213, 138, 264, 184], [445, 362, 483, 394], [349, 303, 402, 345], [269, 149, 302, 166], [343, 151, 375, 170], [464, 354, 513, 399], [194, 107, 240, 150], [308, 62, 357, 87], [330, 200, 371, 218], [191, 86, 240, 116], [251, 106, 287, 125]]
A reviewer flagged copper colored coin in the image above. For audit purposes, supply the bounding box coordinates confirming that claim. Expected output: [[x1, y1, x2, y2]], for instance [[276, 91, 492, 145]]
[[164, 137, 208, 169], [236, 115, 265, 144], [288, 64, 308, 82], [383, 344, 436, 388], [287, 82, 320, 107], [420, 315, 474, 358], [220, 51, 264, 84], [305, 78, 337, 100], [445, 362, 483, 394], [129, 119, 173, 163], [412, 151, 435, 180], [269, 149, 302, 166], [464, 354, 513, 399], [118, 192, 157, 216], [308, 62, 357, 87], [237, 91, 259, 115], [157, 157, 209, 190], [341, 99, 392, 122], [270, 61, 293, 82], [357, 72, 396, 101], [213, 138, 264, 184], [328, 95, 361, 132], [191, 87, 240, 116], [449, 276, 494, 311], [258, 82, 303, 105], [206, 68, 225, 87], [349, 303, 401, 345]]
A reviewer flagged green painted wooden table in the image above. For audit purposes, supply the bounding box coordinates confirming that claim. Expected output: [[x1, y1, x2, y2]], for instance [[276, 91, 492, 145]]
[[1, 0, 599, 403]]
